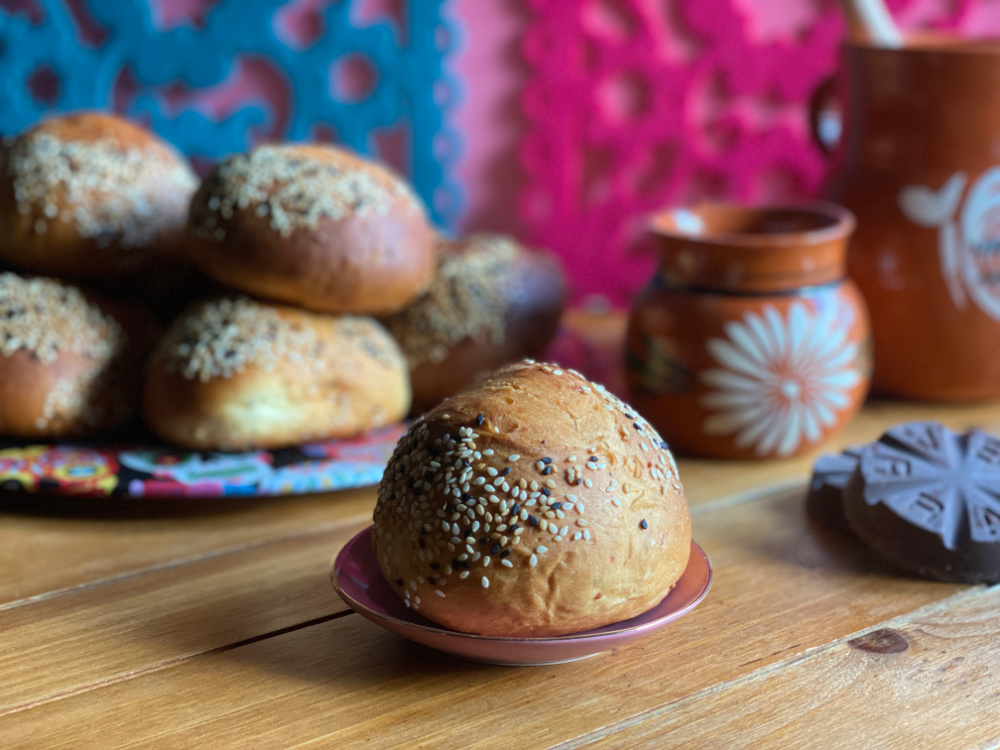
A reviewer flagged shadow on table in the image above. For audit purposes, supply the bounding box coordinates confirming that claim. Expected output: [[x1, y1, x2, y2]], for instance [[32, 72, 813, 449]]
[[0, 491, 291, 520]]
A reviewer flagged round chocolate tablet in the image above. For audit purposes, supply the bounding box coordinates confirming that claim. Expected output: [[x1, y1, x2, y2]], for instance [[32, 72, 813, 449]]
[[806, 446, 863, 531], [844, 421, 1000, 583]]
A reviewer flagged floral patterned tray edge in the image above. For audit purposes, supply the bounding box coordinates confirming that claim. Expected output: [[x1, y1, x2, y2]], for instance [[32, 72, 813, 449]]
[[0, 423, 407, 499]]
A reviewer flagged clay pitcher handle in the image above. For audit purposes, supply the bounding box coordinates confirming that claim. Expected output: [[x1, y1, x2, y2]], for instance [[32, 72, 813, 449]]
[[808, 76, 841, 156]]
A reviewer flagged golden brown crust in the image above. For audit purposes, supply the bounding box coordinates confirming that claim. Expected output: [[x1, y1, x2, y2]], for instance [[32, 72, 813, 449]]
[[0, 112, 198, 280], [382, 234, 568, 414], [372, 360, 691, 637], [187, 144, 435, 315], [143, 296, 411, 450], [0, 273, 142, 438]]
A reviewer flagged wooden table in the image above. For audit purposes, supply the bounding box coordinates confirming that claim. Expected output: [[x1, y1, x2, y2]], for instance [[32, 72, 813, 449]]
[[3, 399, 1000, 748]]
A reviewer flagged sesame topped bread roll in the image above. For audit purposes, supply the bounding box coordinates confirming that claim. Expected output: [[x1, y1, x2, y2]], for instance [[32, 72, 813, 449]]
[[381, 233, 567, 414], [372, 360, 691, 637], [0, 272, 143, 437], [143, 296, 411, 451], [188, 144, 435, 315], [0, 112, 197, 279]]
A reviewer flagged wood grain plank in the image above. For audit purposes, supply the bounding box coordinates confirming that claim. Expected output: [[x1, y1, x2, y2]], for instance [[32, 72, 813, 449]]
[[0, 519, 367, 716], [573, 588, 1000, 749], [3, 399, 997, 611], [0, 486, 974, 749], [0, 486, 376, 606]]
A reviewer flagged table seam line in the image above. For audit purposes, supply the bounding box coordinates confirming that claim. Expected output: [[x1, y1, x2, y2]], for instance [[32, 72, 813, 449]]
[[0, 516, 371, 614], [0, 609, 356, 719]]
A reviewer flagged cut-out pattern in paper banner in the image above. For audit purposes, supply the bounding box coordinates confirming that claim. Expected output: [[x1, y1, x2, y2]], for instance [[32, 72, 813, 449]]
[[518, 0, 1000, 304], [0, 0, 464, 229]]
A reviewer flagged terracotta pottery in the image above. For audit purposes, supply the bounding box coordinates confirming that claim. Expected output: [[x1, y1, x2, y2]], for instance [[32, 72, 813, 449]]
[[625, 202, 871, 460], [816, 37, 1000, 401]]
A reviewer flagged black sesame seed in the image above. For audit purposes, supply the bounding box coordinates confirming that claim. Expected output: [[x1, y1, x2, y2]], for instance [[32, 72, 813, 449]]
[[542, 465, 552, 475], [500, 467, 511, 477], [509, 523, 519, 532], [541, 487, 551, 497], [640, 519, 648, 530], [461, 493, 474, 504], [590, 456, 598, 462], [475, 413, 484, 426], [428, 577, 436, 585], [500, 549, 511, 558], [462, 459, 471, 468], [430, 562, 440, 570], [528, 515, 539, 526], [551, 502, 562, 510], [396, 579, 404, 587], [541, 457, 552, 464], [511, 503, 520, 515], [479, 537, 490, 545], [660, 441, 669, 450], [491, 542, 500, 555], [633, 422, 642, 431], [418, 539, 426, 548]]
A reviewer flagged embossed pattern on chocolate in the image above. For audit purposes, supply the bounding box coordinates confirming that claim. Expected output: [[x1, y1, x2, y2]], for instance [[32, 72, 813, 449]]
[[844, 421, 1000, 583]]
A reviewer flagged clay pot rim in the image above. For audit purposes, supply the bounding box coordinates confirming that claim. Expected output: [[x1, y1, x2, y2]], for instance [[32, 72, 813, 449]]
[[649, 201, 856, 250], [843, 33, 1000, 56]]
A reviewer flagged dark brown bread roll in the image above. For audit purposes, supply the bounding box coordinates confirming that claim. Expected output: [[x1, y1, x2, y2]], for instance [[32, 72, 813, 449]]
[[143, 296, 411, 451], [372, 360, 691, 637], [0, 273, 143, 437], [187, 144, 435, 315], [0, 112, 198, 280], [381, 233, 567, 415]]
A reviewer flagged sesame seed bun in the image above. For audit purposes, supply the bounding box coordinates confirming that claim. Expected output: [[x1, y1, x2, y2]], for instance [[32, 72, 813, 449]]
[[143, 296, 411, 451], [0, 273, 146, 438], [187, 143, 435, 316], [0, 112, 198, 280], [381, 233, 567, 415], [372, 360, 691, 637]]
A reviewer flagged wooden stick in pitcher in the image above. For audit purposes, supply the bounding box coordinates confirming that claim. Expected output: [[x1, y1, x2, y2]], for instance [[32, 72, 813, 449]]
[[839, 0, 903, 47]]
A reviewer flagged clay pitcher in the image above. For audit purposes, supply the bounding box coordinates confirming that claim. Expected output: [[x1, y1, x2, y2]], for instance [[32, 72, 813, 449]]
[[815, 37, 1000, 401]]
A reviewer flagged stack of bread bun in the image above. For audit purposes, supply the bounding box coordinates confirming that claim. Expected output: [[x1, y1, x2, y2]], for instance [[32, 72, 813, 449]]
[[0, 111, 567, 450]]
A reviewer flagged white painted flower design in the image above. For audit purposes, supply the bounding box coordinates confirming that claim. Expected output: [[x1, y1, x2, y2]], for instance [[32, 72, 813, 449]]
[[700, 301, 861, 457]]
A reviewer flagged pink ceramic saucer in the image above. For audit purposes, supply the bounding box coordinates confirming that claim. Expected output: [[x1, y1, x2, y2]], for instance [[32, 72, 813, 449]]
[[332, 526, 712, 666]]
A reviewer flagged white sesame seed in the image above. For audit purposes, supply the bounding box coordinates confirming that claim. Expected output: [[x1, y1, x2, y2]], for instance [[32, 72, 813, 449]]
[[459, 570, 469, 579], [508, 454, 520, 462], [435, 589, 446, 598], [481, 577, 490, 588], [536, 545, 548, 554], [529, 554, 538, 567]]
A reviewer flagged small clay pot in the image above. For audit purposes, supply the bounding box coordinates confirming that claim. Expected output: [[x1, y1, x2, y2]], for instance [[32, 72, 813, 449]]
[[625, 202, 871, 460]]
